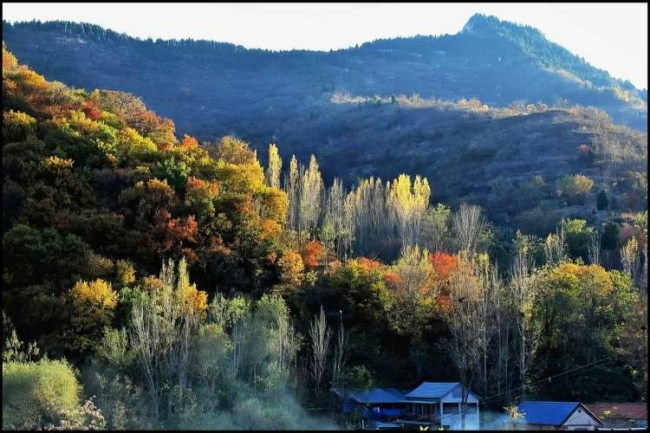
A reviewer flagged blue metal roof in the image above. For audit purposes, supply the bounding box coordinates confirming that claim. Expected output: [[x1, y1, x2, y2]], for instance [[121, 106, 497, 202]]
[[404, 382, 460, 399], [518, 401, 580, 426], [332, 388, 406, 404]]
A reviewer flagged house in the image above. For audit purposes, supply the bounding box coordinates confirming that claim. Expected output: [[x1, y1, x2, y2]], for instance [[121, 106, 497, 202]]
[[402, 382, 480, 430], [332, 381, 481, 429], [585, 403, 647, 429], [331, 387, 408, 420], [491, 401, 603, 430]]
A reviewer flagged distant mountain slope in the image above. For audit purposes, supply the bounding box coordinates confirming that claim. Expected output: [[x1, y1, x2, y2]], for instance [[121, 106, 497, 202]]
[[269, 94, 646, 231], [2, 16, 647, 231], [2, 14, 647, 138]]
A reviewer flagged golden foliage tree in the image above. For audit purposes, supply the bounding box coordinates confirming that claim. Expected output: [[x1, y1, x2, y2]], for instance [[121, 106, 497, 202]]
[[265, 143, 282, 189]]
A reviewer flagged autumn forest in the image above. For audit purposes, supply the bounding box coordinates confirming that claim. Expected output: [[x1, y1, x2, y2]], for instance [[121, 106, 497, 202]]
[[1, 15, 648, 431]]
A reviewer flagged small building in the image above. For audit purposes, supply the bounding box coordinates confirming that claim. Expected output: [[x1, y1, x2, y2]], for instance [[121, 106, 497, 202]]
[[585, 403, 647, 429], [331, 387, 407, 420], [492, 401, 603, 431], [402, 382, 480, 430], [332, 382, 481, 429]]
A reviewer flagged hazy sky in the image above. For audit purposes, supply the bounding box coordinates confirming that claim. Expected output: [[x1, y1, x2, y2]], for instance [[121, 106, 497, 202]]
[[3, 2, 648, 89]]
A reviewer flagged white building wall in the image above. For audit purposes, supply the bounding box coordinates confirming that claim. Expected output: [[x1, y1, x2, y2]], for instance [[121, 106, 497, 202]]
[[440, 395, 480, 429], [438, 386, 480, 429], [563, 407, 601, 430], [441, 413, 480, 430]]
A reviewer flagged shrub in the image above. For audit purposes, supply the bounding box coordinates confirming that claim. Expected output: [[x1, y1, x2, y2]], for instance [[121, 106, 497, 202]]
[[556, 174, 594, 204], [3, 110, 37, 142], [115, 259, 136, 286], [2, 359, 81, 429]]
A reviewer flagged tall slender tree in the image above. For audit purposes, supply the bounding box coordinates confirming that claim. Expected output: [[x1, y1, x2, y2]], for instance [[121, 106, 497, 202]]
[[265, 143, 282, 189], [300, 155, 324, 243], [309, 305, 331, 399], [284, 154, 301, 235], [509, 232, 540, 400], [451, 203, 485, 255]]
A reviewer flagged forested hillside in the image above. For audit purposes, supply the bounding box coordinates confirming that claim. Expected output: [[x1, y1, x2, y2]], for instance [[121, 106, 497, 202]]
[[3, 16, 647, 231], [267, 93, 647, 232], [2, 46, 647, 430]]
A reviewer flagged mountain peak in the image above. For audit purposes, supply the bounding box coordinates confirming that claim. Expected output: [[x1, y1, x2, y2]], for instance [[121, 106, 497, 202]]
[[461, 13, 500, 33], [461, 13, 544, 39]]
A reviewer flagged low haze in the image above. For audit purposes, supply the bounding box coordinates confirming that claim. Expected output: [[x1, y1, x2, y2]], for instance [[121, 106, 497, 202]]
[[2, 2, 648, 88]]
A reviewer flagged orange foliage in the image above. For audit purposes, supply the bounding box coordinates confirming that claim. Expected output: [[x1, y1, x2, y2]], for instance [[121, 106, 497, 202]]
[[382, 271, 403, 288], [82, 101, 101, 121], [357, 257, 383, 273], [186, 176, 219, 197], [436, 294, 452, 313], [277, 251, 304, 286], [130, 110, 176, 150], [326, 259, 343, 273], [180, 284, 208, 316], [430, 252, 458, 283], [181, 134, 199, 150], [133, 110, 161, 131], [182, 247, 199, 264], [153, 210, 199, 252], [186, 176, 203, 190], [302, 240, 324, 268], [260, 219, 281, 240], [172, 214, 198, 241]]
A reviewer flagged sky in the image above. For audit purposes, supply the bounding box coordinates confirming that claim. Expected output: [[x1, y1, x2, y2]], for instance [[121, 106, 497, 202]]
[[2, 3, 648, 89]]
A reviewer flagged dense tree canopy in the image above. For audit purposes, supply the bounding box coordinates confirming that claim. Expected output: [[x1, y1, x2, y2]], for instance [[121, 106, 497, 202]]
[[2, 46, 647, 430]]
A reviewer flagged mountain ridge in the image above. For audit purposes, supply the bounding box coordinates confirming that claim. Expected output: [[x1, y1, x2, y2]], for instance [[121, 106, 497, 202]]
[[3, 14, 644, 93], [3, 20, 645, 135]]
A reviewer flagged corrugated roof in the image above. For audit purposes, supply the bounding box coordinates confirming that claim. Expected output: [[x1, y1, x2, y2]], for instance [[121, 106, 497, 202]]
[[405, 382, 460, 399], [332, 388, 406, 404], [518, 401, 580, 426], [585, 403, 647, 420]]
